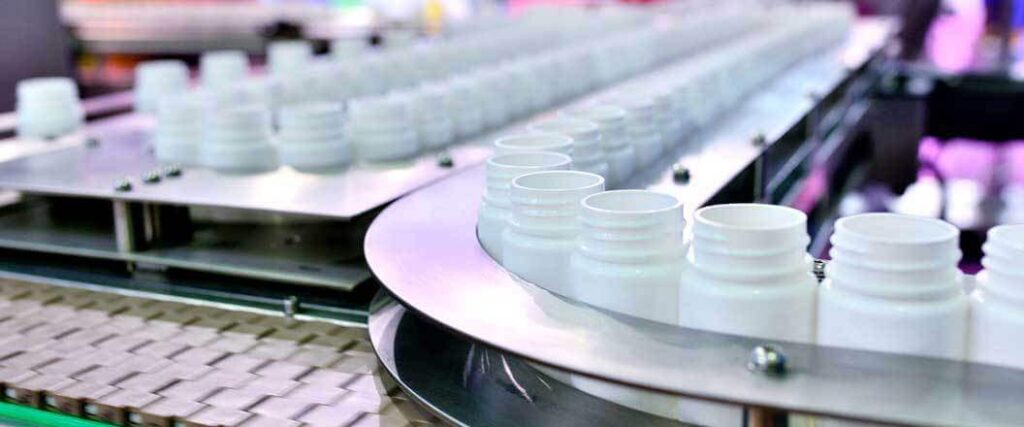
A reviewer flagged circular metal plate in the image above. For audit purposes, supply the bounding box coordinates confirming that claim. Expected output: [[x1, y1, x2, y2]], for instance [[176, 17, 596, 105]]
[[367, 293, 690, 427]]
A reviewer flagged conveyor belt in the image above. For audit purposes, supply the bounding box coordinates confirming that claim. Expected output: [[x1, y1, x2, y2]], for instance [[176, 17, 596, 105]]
[[0, 279, 438, 427]]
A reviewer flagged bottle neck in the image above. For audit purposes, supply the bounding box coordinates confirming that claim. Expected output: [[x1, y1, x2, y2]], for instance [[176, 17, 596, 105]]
[[507, 201, 581, 238], [688, 237, 812, 284], [577, 221, 685, 263], [979, 240, 1024, 302]]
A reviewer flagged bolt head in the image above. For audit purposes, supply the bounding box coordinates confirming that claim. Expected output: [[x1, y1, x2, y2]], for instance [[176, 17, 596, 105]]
[[163, 165, 183, 177], [437, 153, 454, 168], [142, 171, 162, 184], [752, 133, 767, 147], [113, 178, 132, 192], [85, 137, 100, 147], [283, 296, 300, 318], [813, 259, 828, 281], [672, 164, 690, 183], [748, 345, 787, 375]]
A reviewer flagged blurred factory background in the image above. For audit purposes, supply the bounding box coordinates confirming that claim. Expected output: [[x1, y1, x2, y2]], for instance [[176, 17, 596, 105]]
[[2, 0, 1024, 425]]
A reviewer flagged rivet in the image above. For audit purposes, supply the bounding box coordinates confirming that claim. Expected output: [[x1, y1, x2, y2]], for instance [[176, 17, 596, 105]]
[[163, 165, 183, 178], [813, 259, 828, 282], [113, 178, 132, 192], [672, 163, 691, 184], [142, 171, 162, 184], [438, 153, 454, 168], [748, 345, 787, 376]]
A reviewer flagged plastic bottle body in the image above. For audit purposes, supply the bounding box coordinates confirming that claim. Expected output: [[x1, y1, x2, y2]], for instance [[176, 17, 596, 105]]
[[568, 190, 685, 324], [679, 204, 817, 343], [478, 153, 572, 262], [817, 213, 968, 359], [502, 171, 604, 295], [969, 225, 1024, 368]]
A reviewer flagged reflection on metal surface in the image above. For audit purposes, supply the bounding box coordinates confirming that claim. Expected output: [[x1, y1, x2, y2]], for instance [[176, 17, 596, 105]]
[[368, 292, 688, 427]]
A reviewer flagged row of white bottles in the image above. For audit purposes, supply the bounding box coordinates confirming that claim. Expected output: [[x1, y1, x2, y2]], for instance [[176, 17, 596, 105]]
[[147, 3, 765, 171], [488, 177, 1024, 368], [155, 98, 351, 173]]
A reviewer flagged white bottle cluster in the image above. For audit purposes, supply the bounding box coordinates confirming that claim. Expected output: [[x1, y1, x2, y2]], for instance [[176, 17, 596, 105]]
[[478, 152, 573, 261], [136, 4, 765, 173], [476, 1, 1024, 368]]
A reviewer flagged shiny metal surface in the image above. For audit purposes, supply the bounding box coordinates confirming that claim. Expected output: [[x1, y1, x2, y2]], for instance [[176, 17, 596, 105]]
[[368, 293, 687, 427], [364, 21, 1024, 425], [0, 113, 497, 220]]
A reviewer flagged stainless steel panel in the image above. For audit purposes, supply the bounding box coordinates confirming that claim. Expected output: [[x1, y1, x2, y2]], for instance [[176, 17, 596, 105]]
[[0, 113, 498, 220]]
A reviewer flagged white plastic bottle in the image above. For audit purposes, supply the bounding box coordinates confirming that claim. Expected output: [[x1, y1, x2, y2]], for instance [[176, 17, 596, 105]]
[[679, 204, 817, 343], [154, 94, 204, 166], [611, 95, 662, 167], [818, 213, 968, 359], [134, 60, 190, 113], [530, 118, 610, 182], [411, 85, 456, 150], [267, 40, 313, 76], [447, 78, 486, 139], [478, 152, 572, 262], [502, 171, 605, 296], [199, 50, 249, 90], [569, 190, 686, 324], [493, 134, 573, 156], [16, 77, 84, 139], [200, 105, 278, 174], [347, 94, 419, 162], [969, 224, 1024, 369], [651, 89, 681, 151], [562, 105, 634, 188], [277, 102, 351, 173]]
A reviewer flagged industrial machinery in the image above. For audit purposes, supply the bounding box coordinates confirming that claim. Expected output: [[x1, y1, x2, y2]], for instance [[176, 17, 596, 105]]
[[2, 0, 1024, 426]]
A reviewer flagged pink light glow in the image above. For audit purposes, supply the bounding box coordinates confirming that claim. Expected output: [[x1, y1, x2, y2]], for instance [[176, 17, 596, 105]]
[[925, 0, 986, 72]]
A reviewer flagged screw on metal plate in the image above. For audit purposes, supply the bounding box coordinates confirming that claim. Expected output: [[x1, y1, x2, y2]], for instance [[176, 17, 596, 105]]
[[752, 133, 767, 147], [748, 345, 787, 376], [113, 178, 132, 192], [85, 137, 100, 147], [807, 91, 822, 102], [283, 296, 300, 318], [142, 171, 162, 184], [437, 152, 454, 168], [163, 165, 183, 178], [672, 163, 691, 184], [813, 259, 828, 282]]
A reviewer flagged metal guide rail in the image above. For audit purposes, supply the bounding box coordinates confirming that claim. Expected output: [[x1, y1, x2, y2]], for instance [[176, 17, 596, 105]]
[[356, 20, 1024, 426]]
